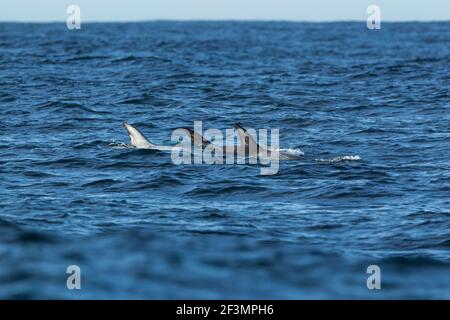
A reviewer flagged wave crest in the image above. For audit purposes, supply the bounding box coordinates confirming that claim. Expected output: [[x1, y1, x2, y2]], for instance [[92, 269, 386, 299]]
[[315, 155, 361, 163]]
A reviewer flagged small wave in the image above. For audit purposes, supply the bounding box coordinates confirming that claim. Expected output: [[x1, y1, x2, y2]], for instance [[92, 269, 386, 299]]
[[108, 141, 133, 149], [34, 101, 109, 114], [66, 55, 110, 62], [315, 155, 361, 163], [186, 185, 268, 197], [111, 55, 170, 63], [74, 140, 109, 149], [82, 179, 119, 188]]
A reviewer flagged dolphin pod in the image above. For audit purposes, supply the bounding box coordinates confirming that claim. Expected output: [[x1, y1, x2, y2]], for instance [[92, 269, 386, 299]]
[[122, 122, 303, 160]]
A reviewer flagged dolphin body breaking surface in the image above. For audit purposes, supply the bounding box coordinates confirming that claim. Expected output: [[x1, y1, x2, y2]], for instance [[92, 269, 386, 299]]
[[123, 121, 303, 160], [178, 124, 303, 160], [181, 126, 248, 156], [123, 122, 181, 151], [234, 123, 303, 160], [123, 122, 247, 156]]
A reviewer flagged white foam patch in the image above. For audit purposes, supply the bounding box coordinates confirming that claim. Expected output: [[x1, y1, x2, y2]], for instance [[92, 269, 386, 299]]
[[315, 155, 361, 163], [276, 148, 305, 156]]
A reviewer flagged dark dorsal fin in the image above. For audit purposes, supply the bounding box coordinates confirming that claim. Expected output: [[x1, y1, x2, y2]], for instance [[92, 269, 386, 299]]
[[234, 123, 260, 152], [180, 127, 211, 146]]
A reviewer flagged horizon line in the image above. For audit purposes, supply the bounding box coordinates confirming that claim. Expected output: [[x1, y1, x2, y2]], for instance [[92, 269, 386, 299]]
[[1, 19, 450, 23]]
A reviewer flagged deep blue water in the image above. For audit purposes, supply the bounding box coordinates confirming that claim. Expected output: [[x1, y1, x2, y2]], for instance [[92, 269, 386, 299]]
[[0, 22, 449, 299]]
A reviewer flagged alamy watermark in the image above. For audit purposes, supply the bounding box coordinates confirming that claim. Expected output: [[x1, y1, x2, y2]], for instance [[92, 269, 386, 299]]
[[366, 265, 381, 290], [367, 5, 381, 30], [66, 265, 81, 290], [66, 5, 81, 30]]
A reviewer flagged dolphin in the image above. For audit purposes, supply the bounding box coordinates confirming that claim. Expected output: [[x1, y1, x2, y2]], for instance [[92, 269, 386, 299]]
[[181, 124, 296, 160], [181, 126, 248, 157], [123, 122, 181, 151], [234, 123, 303, 160]]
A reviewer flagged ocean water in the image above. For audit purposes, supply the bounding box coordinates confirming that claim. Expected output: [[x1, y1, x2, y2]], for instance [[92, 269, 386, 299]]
[[0, 21, 449, 299]]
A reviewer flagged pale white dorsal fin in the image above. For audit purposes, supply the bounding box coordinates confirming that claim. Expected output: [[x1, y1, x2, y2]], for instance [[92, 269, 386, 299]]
[[123, 122, 156, 149]]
